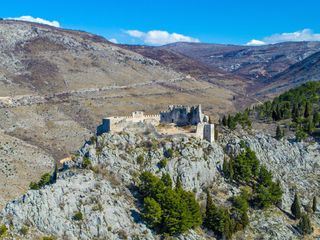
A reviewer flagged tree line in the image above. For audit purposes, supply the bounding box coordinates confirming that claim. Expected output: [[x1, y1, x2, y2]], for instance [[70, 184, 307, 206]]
[[221, 82, 320, 141]]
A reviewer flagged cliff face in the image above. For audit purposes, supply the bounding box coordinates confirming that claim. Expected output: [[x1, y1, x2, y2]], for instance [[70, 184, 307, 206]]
[[1, 125, 319, 239]]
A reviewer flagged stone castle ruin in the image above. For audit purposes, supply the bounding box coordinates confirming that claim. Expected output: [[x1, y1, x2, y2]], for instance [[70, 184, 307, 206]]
[[160, 105, 208, 126], [97, 105, 215, 143]]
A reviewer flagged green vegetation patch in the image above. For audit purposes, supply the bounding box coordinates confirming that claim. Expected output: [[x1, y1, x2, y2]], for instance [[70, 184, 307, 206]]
[[138, 172, 202, 235]]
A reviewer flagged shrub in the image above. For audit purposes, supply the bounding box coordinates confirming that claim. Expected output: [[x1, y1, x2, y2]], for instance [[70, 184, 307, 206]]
[[42, 237, 56, 240], [0, 224, 7, 236], [82, 157, 91, 168], [165, 148, 174, 158], [39, 173, 51, 186], [29, 181, 40, 190], [73, 211, 83, 221], [136, 155, 144, 165], [158, 159, 167, 169], [92, 202, 103, 212], [29, 172, 52, 190], [20, 225, 29, 235], [296, 127, 308, 142]]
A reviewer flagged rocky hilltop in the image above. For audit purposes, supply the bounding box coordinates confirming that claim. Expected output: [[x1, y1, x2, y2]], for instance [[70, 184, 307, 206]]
[[0, 123, 318, 239]]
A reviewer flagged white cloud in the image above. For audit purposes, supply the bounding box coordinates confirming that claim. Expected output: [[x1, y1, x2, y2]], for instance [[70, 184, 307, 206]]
[[109, 38, 118, 44], [246, 29, 320, 46], [5, 16, 60, 27], [125, 29, 200, 45], [246, 39, 266, 46], [126, 30, 145, 38]]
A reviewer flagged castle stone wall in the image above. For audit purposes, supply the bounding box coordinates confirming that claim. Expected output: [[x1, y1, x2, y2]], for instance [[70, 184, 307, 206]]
[[96, 114, 160, 135], [160, 105, 206, 126]]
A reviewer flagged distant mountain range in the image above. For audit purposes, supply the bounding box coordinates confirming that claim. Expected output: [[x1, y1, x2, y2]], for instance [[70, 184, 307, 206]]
[[123, 41, 320, 100]]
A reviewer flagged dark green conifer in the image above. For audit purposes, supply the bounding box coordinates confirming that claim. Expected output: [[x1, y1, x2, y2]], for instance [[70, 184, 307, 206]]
[[143, 197, 162, 228], [275, 125, 283, 140], [291, 192, 302, 220], [298, 213, 313, 235], [304, 102, 311, 118], [312, 196, 317, 213], [161, 173, 172, 188], [313, 112, 320, 127]]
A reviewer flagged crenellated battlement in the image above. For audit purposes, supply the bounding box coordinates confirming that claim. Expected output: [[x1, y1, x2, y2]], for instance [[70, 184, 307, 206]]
[[96, 105, 214, 143]]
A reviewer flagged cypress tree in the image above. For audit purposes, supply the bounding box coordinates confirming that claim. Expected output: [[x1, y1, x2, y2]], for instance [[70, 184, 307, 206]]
[[275, 125, 283, 140], [307, 118, 314, 134], [298, 213, 313, 235], [304, 102, 311, 118], [204, 191, 216, 230], [312, 196, 317, 213], [313, 112, 320, 127], [51, 163, 58, 184], [223, 158, 230, 179], [291, 192, 302, 220], [292, 103, 299, 122]]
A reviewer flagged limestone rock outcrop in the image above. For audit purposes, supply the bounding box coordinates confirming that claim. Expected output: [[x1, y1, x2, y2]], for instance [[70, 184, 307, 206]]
[[0, 126, 319, 239]]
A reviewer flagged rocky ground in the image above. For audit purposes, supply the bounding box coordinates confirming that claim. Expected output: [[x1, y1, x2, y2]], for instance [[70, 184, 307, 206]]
[[0, 123, 318, 239]]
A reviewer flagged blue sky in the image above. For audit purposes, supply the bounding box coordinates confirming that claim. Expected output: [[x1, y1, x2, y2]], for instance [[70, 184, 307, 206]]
[[1, 0, 320, 45]]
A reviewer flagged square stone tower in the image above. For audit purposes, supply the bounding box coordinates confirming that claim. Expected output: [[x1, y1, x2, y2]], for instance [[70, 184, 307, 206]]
[[203, 124, 215, 143]]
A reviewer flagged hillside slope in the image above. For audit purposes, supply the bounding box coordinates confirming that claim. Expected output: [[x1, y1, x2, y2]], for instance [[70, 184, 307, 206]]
[[161, 42, 320, 81], [0, 126, 318, 239], [257, 51, 320, 96], [124, 42, 320, 103], [0, 20, 235, 206]]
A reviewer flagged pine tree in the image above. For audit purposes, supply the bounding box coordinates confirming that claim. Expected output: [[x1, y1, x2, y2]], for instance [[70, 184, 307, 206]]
[[275, 125, 283, 140], [161, 173, 172, 188], [291, 193, 302, 220], [298, 213, 313, 235], [204, 191, 216, 229], [312, 196, 317, 213], [143, 197, 162, 228]]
